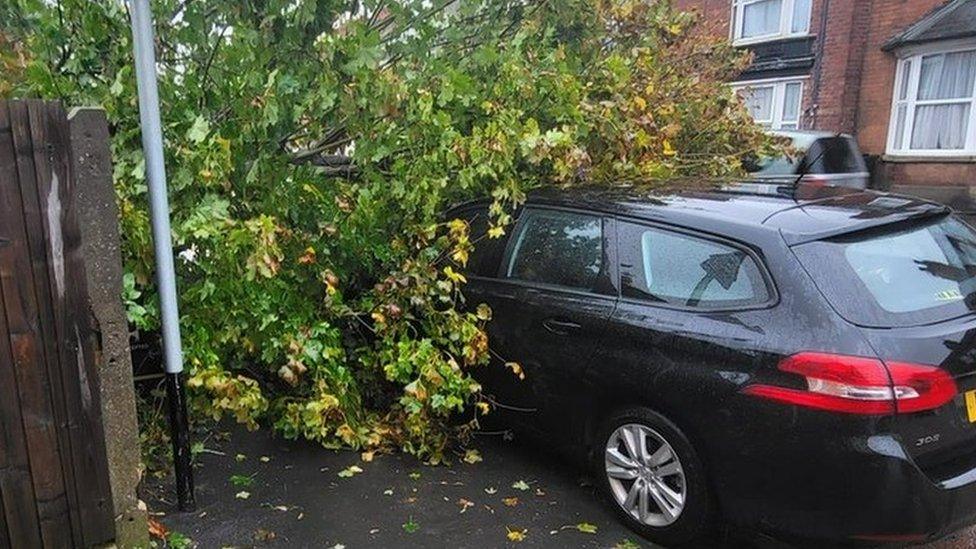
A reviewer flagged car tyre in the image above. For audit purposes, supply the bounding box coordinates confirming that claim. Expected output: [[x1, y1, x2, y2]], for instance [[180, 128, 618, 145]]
[[595, 408, 713, 547]]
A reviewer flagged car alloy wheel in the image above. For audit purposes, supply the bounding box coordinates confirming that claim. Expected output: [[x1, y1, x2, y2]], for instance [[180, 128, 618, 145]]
[[605, 423, 686, 527]]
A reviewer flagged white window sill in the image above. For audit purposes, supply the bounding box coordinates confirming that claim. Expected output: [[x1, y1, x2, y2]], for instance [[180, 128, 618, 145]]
[[732, 33, 812, 47], [882, 154, 976, 163]]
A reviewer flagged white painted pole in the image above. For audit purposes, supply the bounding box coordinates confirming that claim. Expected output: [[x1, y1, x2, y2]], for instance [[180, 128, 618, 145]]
[[128, 0, 195, 511]]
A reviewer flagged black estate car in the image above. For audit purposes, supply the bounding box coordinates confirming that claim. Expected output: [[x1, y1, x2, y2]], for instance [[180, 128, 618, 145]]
[[449, 183, 976, 546]]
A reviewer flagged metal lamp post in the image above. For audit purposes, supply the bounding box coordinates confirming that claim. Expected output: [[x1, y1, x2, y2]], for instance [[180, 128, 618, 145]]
[[128, 0, 195, 512]]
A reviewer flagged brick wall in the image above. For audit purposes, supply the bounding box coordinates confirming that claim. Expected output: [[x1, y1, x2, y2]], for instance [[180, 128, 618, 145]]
[[854, 0, 947, 155], [673, 0, 731, 38], [808, 0, 870, 133]]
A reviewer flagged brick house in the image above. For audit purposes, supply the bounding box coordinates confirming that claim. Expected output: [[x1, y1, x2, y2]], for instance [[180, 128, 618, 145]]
[[674, 0, 976, 210]]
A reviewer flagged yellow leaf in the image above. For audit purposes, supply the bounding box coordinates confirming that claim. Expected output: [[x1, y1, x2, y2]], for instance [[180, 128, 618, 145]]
[[502, 497, 518, 507], [668, 23, 682, 35], [506, 362, 525, 380], [448, 218, 467, 235], [488, 226, 506, 238], [463, 449, 483, 464], [662, 139, 676, 157], [476, 303, 492, 321], [451, 247, 469, 266], [443, 266, 467, 284], [337, 465, 363, 478], [506, 528, 527, 542], [633, 96, 647, 111]]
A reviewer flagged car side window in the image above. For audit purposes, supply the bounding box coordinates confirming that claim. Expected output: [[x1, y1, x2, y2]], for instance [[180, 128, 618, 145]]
[[504, 209, 603, 291], [455, 205, 506, 278], [619, 222, 770, 309]]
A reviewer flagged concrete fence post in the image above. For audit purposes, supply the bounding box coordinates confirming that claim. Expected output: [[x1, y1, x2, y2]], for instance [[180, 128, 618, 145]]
[[68, 107, 149, 548]]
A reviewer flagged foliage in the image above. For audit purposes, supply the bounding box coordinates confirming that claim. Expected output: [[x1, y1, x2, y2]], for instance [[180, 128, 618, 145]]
[[3, 0, 777, 462]]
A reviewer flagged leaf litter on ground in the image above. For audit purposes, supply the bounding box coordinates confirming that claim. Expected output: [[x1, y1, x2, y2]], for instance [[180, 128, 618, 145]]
[[337, 465, 363, 478], [229, 474, 255, 487], [506, 527, 527, 542], [551, 523, 599, 535]]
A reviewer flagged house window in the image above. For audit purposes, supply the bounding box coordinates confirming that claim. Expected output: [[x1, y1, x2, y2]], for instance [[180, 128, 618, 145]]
[[734, 79, 804, 129], [888, 44, 976, 156], [732, 0, 811, 44]]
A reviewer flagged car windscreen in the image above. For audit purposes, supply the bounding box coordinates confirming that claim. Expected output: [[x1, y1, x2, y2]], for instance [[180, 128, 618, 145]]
[[793, 214, 976, 327]]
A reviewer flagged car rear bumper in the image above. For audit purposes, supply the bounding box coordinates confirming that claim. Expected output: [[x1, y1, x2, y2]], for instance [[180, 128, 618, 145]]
[[715, 429, 976, 544]]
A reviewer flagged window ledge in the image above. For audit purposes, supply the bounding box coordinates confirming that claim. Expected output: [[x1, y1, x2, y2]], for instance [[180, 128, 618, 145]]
[[882, 154, 976, 163], [733, 33, 813, 48]]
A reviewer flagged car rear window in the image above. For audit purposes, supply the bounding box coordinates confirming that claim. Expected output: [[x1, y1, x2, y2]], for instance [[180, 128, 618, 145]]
[[793, 215, 976, 327], [804, 137, 867, 174], [748, 136, 867, 176]]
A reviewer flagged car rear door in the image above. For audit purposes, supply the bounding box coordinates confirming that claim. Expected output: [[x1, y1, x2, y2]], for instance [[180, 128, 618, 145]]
[[466, 205, 618, 443], [598, 218, 778, 442]]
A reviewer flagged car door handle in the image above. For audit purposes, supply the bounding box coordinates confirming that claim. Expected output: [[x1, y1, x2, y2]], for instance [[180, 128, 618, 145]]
[[542, 318, 581, 335]]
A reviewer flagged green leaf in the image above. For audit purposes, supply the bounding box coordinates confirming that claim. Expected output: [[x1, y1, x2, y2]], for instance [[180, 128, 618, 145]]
[[576, 523, 598, 534], [166, 531, 193, 549], [186, 115, 210, 143], [229, 474, 254, 487]]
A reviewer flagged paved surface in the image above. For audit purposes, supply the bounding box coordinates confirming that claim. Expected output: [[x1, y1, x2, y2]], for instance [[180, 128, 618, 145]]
[[147, 425, 976, 548], [147, 427, 658, 548]]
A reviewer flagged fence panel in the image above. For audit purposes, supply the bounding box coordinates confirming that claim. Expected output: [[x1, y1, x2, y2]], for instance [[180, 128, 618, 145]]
[[0, 100, 115, 548]]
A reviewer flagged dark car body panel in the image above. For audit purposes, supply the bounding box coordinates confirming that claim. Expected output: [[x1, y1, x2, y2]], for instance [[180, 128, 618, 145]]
[[447, 184, 976, 543], [859, 317, 976, 484]]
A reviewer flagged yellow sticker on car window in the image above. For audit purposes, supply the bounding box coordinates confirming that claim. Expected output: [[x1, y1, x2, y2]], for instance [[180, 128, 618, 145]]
[[936, 289, 964, 301]]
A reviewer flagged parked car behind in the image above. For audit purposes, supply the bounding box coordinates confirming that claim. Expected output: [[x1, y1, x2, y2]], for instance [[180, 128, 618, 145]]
[[450, 184, 976, 546], [749, 130, 870, 189]]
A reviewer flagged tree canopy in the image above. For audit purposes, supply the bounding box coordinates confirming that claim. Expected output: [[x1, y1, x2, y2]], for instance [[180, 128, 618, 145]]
[[3, 0, 777, 461]]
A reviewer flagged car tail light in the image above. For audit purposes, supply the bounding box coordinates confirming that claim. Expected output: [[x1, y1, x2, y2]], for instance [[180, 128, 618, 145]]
[[742, 352, 957, 415]]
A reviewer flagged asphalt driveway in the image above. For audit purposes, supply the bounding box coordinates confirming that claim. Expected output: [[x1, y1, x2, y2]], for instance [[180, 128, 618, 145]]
[[146, 425, 662, 548], [146, 425, 975, 548]]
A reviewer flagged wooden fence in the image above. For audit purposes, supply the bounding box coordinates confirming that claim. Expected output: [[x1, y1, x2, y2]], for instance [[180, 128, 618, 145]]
[[0, 100, 116, 548]]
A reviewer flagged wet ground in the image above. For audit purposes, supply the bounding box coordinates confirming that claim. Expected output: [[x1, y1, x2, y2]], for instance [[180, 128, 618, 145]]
[[145, 425, 975, 548]]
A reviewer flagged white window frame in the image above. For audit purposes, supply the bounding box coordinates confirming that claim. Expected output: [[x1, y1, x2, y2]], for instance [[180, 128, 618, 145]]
[[731, 0, 812, 46], [886, 38, 976, 158], [732, 77, 807, 129]]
